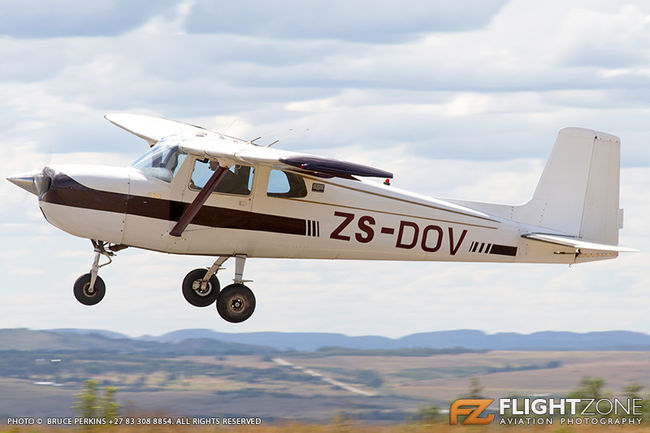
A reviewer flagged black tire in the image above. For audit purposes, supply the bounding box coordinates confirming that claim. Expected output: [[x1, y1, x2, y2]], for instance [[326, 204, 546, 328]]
[[216, 284, 256, 323], [73, 273, 106, 306], [182, 268, 220, 307]]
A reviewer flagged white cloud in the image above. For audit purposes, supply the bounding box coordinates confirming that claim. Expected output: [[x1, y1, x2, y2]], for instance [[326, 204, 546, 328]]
[[185, 0, 507, 42], [2, 1, 650, 162], [556, 5, 650, 68], [0, 0, 178, 38]]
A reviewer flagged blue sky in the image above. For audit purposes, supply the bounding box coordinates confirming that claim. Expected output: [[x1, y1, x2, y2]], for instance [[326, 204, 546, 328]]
[[0, 0, 648, 338]]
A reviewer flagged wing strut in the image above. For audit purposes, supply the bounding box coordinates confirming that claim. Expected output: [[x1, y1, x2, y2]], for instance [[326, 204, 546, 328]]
[[169, 166, 229, 237]]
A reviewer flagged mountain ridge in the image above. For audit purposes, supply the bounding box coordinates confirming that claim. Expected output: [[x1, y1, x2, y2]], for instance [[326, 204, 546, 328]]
[[37, 328, 650, 352]]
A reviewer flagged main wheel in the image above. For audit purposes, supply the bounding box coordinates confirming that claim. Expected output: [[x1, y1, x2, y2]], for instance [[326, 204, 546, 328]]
[[182, 268, 220, 307], [73, 273, 106, 306], [216, 284, 256, 323]]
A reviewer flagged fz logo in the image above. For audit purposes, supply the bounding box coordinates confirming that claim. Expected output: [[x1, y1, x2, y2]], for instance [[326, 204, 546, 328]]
[[449, 399, 494, 425]]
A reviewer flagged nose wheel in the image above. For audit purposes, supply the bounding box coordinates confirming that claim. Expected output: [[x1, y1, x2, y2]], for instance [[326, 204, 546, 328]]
[[181, 255, 256, 322], [73, 273, 106, 305], [73, 240, 121, 306]]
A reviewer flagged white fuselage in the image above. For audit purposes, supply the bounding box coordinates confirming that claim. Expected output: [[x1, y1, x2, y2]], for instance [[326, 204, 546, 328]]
[[38, 156, 590, 265]]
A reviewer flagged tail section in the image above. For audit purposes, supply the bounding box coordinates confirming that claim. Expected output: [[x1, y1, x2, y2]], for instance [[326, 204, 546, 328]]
[[448, 127, 624, 246], [519, 127, 622, 245]]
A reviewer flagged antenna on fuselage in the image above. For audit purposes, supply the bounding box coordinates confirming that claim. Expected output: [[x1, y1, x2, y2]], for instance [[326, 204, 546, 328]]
[[213, 119, 250, 142], [263, 127, 310, 148], [222, 119, 237, 136]]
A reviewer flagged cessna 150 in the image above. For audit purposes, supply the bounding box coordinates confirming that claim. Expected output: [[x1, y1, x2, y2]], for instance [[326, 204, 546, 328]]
[[7, 113, 635, 323]]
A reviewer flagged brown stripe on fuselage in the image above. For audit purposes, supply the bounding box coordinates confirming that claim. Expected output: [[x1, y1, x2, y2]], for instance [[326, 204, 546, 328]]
[[488, 244, 518, 257], [42, 173, 306, 236], [42, 173, 128, 214]]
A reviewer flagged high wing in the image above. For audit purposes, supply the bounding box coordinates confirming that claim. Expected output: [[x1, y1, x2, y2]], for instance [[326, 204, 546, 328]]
[[178, 140, 393, 179], [522, 233, 638, 252], [106, 112, 393, 179]]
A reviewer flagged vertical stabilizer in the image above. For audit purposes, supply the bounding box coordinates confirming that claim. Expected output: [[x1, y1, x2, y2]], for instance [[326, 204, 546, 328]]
[[518, 127, 621, 245]]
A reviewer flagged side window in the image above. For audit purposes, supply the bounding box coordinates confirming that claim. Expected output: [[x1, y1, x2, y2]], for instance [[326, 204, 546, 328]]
[[172, 154, 187, 178], [190, 159, 254, 195], [267, 170, 307, 198]]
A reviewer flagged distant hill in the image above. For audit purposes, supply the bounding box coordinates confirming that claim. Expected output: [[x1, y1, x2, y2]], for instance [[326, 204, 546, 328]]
[[396, 330, 650, 351], [0, 329, 275, 355], [48, 328, 129, 339], [45, 328, 650, 352], [149, 329, 396, 351]]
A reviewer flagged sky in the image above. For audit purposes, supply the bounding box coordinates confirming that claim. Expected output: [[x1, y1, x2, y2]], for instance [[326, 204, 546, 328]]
[[0, 0, 648, 338]]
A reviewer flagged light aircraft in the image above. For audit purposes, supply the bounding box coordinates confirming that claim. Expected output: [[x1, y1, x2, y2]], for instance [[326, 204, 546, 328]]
[[7, 113, 635, 323]]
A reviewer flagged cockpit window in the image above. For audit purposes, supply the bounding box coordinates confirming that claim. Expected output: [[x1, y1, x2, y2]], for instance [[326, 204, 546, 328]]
[[130, 144, 186, 183], [190, 159, 254, 196], [267, 170, 307, 198]]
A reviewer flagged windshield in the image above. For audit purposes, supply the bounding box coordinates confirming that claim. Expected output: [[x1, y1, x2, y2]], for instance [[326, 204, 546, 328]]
[[130, 144, 186, 182]]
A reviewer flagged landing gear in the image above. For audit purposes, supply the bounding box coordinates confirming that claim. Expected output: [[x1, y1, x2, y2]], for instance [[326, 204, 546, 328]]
[[73, 273, 106, 305], [181, 255, 256, 322], [217, 284, 256, 323], [73, 240, 120, 306], [182, 268, 220, 307]]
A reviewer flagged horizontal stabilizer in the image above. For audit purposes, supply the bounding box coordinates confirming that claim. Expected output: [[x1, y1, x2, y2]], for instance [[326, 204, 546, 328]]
[[523, 233, 638, 252]]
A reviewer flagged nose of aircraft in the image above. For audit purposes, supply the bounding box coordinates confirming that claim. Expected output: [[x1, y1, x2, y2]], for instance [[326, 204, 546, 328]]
[[6, 169, 52, 196]]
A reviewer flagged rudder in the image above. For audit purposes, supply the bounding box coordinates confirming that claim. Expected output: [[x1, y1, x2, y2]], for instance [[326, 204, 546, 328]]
[[518, 127, 622, 245]]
